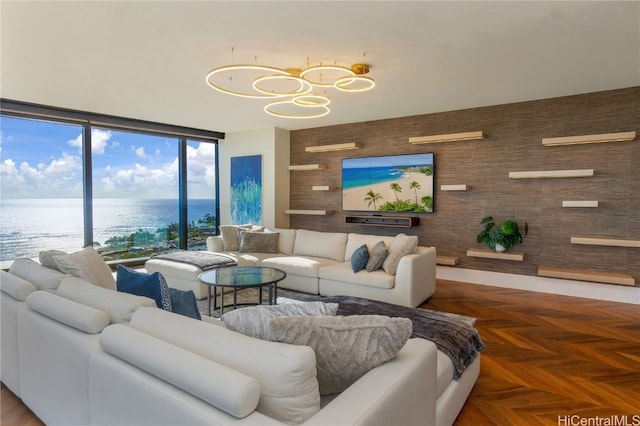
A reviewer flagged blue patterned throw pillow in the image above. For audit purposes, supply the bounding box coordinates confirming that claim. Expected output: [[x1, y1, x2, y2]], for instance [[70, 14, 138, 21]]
[[116, 265, 172, 311], [351, 244, 370, 273]]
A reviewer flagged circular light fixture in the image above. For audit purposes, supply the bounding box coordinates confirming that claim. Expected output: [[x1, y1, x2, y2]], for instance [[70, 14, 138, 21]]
[[299, 64, 355, 87], [293, 94, 331, 107], [205, 64, 292, 99], [253, 74, 313, 97], [264, 99, 330, 119], [334, 75, 376, 92]]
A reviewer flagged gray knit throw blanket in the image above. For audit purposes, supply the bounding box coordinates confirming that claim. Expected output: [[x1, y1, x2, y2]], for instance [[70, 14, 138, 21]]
[[152, 251, 237, 271], [317, 295, 485, 379]]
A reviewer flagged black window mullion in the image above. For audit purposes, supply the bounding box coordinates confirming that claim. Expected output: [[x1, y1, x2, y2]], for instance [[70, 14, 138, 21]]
[[82, 124, 94, 249], [178, 139, 188, 250]]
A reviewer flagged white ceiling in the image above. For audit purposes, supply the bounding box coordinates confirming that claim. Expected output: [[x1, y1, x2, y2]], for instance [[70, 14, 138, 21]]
[[1, 1, 638, 136]]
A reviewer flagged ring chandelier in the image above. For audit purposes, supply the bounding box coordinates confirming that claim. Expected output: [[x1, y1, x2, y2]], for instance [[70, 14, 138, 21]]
[[205, 61, 374, 119]]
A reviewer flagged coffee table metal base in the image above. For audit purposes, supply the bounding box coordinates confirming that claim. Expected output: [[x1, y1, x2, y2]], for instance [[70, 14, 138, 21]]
[[208, 283, 278, 316]]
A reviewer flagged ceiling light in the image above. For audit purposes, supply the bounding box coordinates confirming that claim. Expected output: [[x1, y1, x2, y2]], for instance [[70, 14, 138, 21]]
[[205, 56, 374, 119]]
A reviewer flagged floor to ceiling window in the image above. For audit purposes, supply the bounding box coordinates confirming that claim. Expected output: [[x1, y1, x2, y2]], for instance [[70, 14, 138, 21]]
[[0, 116, 86, 261], [0, 100, 221, 264]]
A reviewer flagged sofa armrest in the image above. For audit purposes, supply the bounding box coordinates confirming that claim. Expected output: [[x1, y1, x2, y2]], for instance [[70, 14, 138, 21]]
[[303, 338, 438, 426], [207, 236, 224, 252], [395, 246, 437, 307]]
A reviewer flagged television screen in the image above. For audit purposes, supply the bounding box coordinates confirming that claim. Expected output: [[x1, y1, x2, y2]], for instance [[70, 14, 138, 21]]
[[342, 153, 434, 213]]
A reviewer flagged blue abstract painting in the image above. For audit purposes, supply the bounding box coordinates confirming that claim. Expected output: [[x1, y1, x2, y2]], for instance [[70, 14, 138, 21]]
[[230, 155, 262, 224]]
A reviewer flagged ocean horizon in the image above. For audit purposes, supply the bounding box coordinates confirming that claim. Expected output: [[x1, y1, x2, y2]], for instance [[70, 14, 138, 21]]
[[342, 166, 408, 190], [0, 198, 216, 261]]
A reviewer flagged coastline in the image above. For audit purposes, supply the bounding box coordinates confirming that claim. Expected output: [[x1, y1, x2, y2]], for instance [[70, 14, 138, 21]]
[[342, 171, 433, 211]]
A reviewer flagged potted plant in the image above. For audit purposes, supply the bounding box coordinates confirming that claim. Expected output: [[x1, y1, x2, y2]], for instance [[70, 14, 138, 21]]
[[476, 216, 528, 252]]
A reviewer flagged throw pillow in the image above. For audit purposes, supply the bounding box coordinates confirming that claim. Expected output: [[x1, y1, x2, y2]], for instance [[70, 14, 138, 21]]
[[268, 315, 412, 395], [52, 246, 117, 290], [382, 234, 419, 276], [365, 241, 388, 272], [116, 265, 172, 311], [38, 249, 67, 271], [169, 288, 201, 320], [239, 230, 280, 253], [350, 244, 370, 273], [219, 224, 252, 251], [222, 302, 339, 339]]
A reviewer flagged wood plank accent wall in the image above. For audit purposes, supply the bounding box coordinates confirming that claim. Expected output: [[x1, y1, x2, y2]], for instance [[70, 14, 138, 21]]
[[289, 87, 639, 282]]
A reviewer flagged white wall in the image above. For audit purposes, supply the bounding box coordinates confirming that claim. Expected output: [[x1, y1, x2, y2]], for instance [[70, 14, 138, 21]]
[[219, 127, 290, 230]]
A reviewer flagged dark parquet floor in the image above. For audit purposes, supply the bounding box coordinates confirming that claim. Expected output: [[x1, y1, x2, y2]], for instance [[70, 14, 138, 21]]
[[2, 279, 639, 426]]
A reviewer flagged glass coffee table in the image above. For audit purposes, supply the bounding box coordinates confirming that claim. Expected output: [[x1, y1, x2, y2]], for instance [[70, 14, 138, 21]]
[[198, 266, 287, 316]]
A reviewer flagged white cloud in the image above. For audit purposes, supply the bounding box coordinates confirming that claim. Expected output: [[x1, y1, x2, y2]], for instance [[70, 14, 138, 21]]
[[135, 146, 147, 160], [1, 153, 83, 198], [67, 129, 112, 155]]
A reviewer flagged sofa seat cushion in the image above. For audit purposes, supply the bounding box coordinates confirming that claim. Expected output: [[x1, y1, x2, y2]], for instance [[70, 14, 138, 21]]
[[293, 229, 348, 262], [57, 277, 156, 323], [261, 256, 339, 278], [0, 271, 38, 301], [9, 258, 68, 291], [26, 291, 111, 334], [100, 324, 261, 418], [437, 350, 455, 398], [129, 307, 320, 424], [319, 262, 395, 289]]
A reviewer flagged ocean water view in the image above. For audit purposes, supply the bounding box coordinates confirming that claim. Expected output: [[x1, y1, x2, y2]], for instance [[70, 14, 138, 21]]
[[0, 198, 216, 262], [342, 166, 407, 190]]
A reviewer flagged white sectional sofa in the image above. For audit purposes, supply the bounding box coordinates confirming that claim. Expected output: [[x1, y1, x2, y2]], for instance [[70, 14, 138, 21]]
[[146, 228, 437, 308], [0, 256, 479, 426]]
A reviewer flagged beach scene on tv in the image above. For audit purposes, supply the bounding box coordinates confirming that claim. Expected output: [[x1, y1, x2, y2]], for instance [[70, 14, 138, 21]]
[[342, 153, 434, 213]]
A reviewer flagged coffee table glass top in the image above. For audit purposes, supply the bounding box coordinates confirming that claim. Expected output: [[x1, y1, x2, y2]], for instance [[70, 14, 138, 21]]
[[199, 266, 286, 288]]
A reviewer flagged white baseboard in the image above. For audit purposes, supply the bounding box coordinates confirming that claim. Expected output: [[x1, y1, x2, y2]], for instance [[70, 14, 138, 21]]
[[436, 266, 640, 305]]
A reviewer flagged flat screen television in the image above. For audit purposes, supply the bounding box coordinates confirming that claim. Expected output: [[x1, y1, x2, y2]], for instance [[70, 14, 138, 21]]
[[342, 152, 434, 213]]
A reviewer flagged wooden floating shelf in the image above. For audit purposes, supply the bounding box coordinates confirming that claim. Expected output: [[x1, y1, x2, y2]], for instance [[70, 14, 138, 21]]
[[542, 131, 636, 147], [467, 248, 524, 261], [288, 164, 324, 171], [538, 266, 635, 286], [311, 186, 331, 191], [436, 256, 460, 266], [305, 142, 358, 153], [570, 236, 640, 248], [562, 201, 599, 208], [440, 184, 468, 191], [345, 215, 420, 228], [509, 169, 594, 179], [285, 210, 334, 216], [409, 131, 484, 145]]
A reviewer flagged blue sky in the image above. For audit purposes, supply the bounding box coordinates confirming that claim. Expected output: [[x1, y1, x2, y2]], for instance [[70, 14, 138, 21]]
[[0, 116, 216, 199]]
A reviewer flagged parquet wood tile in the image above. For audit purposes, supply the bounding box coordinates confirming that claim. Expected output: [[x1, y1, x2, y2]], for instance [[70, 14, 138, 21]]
[[2, 279, 639, 425]]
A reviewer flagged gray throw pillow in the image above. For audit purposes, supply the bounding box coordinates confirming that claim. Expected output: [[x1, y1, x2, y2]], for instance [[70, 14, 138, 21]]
[[365, 241, 388, 272], [52, 246, 116, 290], [382, 234, 419, 276], [221, 302, 339, 339], [39, 249, 67, 271], [350, 244, 370, 273], [239, 231, 279, 253], [268, 315, 412, 395], [219, 225, 252, 251]]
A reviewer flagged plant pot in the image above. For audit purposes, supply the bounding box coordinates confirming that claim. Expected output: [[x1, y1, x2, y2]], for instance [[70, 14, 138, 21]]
[[494, 243, 506, 252]]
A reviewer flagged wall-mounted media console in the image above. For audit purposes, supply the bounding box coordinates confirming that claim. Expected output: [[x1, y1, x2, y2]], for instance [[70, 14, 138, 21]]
[[345, 215, 420, 228]]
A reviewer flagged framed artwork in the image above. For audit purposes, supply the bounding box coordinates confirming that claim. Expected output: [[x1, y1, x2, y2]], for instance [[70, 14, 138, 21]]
[[230, 155, 262, 224]]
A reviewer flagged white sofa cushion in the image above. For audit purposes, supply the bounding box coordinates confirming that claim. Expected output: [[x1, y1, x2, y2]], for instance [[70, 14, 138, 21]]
[[320, 262, 395, 289], [274, 228, 297, 255], [26, 291, 110, 334], [293, 229, 348, 262], [9, 258, 68, 291], [268, 315, 412, 395], [0, 270, 38, 301], [56, 277, 156, 323], [52, 246, 117, 290], [344, 233, 394, 261], [100, 324, 261, 418], [261, 255, 339, 278], [129, 307, 320, 424]]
